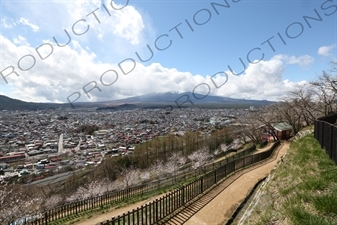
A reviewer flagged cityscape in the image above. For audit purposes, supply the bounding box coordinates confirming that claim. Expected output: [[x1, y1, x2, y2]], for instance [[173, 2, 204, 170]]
[[1, 0, 336, 224], [0, 106, 250, 184]]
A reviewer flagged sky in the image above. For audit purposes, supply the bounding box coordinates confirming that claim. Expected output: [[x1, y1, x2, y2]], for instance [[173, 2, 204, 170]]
[[0, 0, 337, 104]]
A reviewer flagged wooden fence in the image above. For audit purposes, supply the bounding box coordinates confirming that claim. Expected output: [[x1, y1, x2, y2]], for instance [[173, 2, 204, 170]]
[[26, 145, 256, 225], [99, 141, 280, 225]]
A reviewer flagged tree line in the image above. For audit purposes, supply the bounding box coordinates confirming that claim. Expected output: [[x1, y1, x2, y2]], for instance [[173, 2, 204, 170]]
[[236, 62, 337, 145]]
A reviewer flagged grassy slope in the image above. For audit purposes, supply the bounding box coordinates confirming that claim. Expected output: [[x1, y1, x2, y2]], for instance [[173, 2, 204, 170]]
[[235, 134, 337, 225]]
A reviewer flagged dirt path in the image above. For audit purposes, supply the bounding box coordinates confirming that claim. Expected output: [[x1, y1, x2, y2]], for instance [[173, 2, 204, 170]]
[[75, 142, 288, 225], [254, 142, 274, 153], [74, 193, 167, 225], [181, 142, 289, 225]]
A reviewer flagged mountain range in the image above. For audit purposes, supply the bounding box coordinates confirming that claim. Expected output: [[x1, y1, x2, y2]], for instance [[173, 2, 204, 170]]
[[0, 92, 273, 110]]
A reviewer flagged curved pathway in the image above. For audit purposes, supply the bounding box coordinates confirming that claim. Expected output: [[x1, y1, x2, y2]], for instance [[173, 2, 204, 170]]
[[180, 142, 289, 225], [75, 142, 288, 225]]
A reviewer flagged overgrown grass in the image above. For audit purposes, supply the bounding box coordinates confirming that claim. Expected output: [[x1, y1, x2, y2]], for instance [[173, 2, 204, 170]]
[[235, 134, 337, 225], [288, 206, 334, 225]]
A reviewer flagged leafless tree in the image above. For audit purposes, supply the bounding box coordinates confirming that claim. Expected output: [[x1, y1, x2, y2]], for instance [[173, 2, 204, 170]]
[[269, 99, 306, 135], [310, 68, 337, 115], [288, 84, 320, 125], [234, 111, 265, 145], [253, 106, 280, 140]]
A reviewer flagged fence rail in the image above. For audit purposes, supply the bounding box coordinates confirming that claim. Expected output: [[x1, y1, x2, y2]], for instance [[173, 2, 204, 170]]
[[314, 113, 337, 164], [27, 145, 256, 225], [100, 141, 281, 225]]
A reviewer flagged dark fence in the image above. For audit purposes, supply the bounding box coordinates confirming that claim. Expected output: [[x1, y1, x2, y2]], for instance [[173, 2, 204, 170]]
[[27, 145, 256, 225], [99, 141, 281, 225], [314, 113, 337, 164]]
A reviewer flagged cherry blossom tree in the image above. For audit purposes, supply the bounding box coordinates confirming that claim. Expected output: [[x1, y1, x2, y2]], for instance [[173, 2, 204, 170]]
[[120, 166, 142, 188], [139, 170, 150, 182], [148, 153, 187, 180], [229, 139, 243, 151], [187, 147, 212, 172], [0, 185, 12, 224], [0, 186, 43, 224], [149, 160, 167, 179], [108, 179, 125, 191], [165, 153, 186, 174], [66, 178, 107, 202], [43, 195, 63, 211]]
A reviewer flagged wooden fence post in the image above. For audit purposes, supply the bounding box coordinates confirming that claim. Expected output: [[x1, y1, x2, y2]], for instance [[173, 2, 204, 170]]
[[214, 169, 217, 184], [44, 211, 48, 225], [181, 186, 185, 206], [141, 205, 144, 225], [136, 207, 140, 224], [132, 208, 136, 224], [156, 199, 159, 222]]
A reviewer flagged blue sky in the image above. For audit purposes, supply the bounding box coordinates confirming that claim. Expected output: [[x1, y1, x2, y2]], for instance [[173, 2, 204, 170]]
[[1, 0, 336, 104]]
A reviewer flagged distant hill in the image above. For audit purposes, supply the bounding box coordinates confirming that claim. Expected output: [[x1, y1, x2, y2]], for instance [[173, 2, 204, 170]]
[[103, 92, 273, 108], [0, 95, 63, 110], [0, 95, 106, 110], [0, 92, 274, 110], [96, 104, 137, 111]]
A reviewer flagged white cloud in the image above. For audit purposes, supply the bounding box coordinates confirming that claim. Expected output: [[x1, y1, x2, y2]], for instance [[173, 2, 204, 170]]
[[1, 17, 16, 29], [0, 35, 101, 102], [13, 35, 30, 46], [111, 6, 145, 45], [1, 0, 153, 75], [18, 17, 39, 32], [273, 54, 314, 68], [211, 56, 290, 101], [0, 34, 306, 104], [60, 0, 145, 46], [318, 44, 336, 57]]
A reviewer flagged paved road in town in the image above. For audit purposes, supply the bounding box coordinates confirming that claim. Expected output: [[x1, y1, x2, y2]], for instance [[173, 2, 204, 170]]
[[29, 171, 75, 186]]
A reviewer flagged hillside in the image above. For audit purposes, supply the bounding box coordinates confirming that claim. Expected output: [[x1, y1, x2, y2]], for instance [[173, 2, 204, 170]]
[[234, 133, 337, 225], [0, 92, 273, 110], [0, 95, 63, 110], [101, 92, 274, 108]]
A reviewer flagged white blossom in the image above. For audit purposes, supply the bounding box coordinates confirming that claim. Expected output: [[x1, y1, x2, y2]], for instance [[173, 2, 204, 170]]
[[120, 166, 142, 188], [44, 195, 63, 210], [187, 148, 212, 170], [66, 178, 107, 202]]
